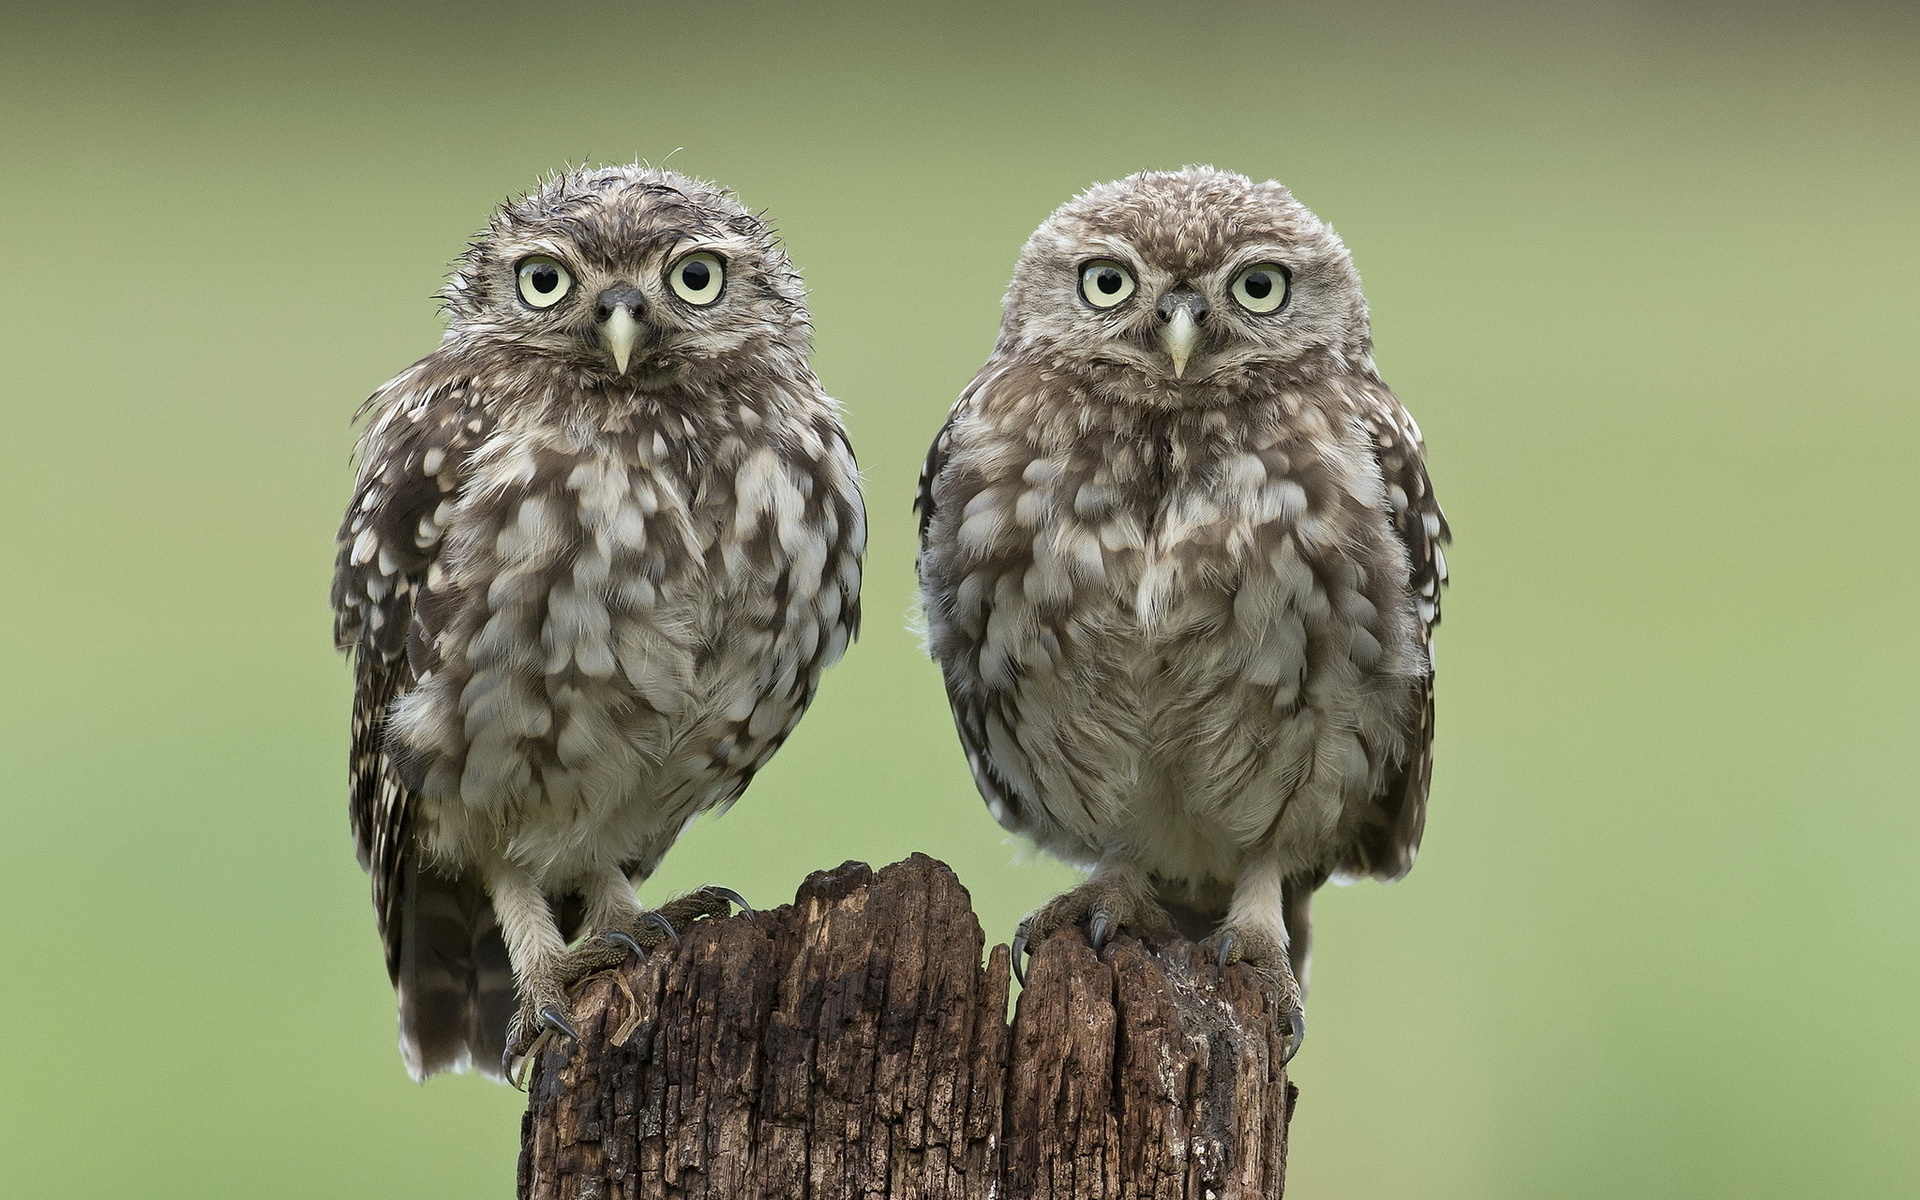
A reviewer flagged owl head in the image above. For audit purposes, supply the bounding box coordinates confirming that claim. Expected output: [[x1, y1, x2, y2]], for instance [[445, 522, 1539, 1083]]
[[1000, 167, 1372, 403], [441, 165, 808, 387]]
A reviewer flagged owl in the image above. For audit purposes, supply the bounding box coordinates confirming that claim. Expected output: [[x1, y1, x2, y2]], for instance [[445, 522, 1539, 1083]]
[[332, 165, 865, 1080], [916, 167, 1447, 1055]]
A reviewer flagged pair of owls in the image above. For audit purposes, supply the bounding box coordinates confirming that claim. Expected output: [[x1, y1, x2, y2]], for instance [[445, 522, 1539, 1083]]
[[332, 164, 1447, 1081]]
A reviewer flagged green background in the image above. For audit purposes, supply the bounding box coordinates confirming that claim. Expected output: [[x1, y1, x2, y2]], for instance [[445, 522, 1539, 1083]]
[[2, 2, 1914, 1196]]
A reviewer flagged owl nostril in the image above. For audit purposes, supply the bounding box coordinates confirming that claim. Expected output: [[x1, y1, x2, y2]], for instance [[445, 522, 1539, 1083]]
[[595, 286, 645, 323], [1157, 290, 1208, 324]]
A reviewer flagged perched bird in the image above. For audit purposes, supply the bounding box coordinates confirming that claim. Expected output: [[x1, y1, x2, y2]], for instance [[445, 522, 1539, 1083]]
[[916, 167, 1447, 1053], [332, 165, 865, 1080]]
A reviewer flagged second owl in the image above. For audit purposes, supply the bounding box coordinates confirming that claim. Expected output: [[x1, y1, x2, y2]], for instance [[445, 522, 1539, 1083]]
[[916, 167, 1449, 1055]]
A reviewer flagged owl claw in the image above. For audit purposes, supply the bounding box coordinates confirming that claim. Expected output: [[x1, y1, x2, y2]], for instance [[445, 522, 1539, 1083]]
[[704, 886, 754, 919], [601, 929, 647, 958], [1012, 871, 1171, 985], [644, 910, 679, 945], [539, 1003, 580, 1042], [1283, 1007, 1306, 1065], [504, 1003, 566, 1085], [1203, 926, 1306, 1061]]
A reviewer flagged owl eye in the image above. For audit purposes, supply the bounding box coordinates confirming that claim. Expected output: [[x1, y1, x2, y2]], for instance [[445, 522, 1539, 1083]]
[[1230, 263, 1290, 314], [668, 252, 725, 306], [515, 256, 573, 309], [1078, 259, 1136, 309]]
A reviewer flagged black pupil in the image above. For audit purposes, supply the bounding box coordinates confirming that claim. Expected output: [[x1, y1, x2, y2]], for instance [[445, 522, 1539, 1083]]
[[1244, 272, 1273, 299], [682, 261, 711, 291], [530, 265, 559, 294], [1096, 269, 1122, 295]]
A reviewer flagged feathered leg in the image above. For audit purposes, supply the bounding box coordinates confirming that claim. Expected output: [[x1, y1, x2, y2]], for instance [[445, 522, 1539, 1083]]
[[488, 863, 575, 1070]]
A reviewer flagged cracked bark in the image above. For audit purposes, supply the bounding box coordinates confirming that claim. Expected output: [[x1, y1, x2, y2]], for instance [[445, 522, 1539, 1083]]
[[520, 854, 1294, 1199]]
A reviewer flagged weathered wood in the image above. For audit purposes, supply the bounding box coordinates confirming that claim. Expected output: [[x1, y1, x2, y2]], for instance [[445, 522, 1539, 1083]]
[[520, 855, 1293, 1199]]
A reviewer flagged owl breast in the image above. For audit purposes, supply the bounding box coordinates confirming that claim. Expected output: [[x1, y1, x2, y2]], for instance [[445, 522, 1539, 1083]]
[[390, 405, 858, 885], [926, 392, 1426, 887]]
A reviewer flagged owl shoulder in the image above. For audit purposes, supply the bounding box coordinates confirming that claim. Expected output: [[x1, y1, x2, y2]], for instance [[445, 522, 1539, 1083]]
[[916, 359, 1054, 544], [332, 352, 495, 659], [1343, 375, 1449, 638]]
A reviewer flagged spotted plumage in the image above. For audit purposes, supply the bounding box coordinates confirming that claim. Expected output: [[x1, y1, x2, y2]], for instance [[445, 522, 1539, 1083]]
[[916, 167, 1447, 1053], [333, 166, 865, 1079]]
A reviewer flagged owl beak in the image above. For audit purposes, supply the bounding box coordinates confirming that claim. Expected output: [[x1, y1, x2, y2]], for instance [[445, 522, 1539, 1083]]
[[1162, 304, 1201, 379], [600, 305, 643, 374], [595, 285, 650, 374]]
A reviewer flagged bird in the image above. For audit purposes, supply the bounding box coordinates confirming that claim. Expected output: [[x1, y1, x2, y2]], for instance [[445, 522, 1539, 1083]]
[[331, 165, 865, 1081], [915, 167, 1447, 1056]]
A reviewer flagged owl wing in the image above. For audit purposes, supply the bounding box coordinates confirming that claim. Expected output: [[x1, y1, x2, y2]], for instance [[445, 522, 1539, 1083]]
[[331, 358, 492, 981], [913, 407, 958, 543], [687, 409, 868, 830], [914, 368, 1051, 839], [1339, 383, 1450, 881]]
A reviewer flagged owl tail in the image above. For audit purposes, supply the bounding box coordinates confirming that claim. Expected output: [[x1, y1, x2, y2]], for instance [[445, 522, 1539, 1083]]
[[394, 859, 516, 1081]]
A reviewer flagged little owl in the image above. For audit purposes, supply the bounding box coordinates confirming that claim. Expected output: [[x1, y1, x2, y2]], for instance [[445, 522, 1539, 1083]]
[[916, 167, 1447, 1055], [333, 165, 865, 1079]]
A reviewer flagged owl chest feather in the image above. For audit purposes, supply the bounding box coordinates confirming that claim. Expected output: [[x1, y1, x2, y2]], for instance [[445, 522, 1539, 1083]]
[[393, 406, 855, 878], [928, 389, 1424, 877], [947, 400, 1401, 676]]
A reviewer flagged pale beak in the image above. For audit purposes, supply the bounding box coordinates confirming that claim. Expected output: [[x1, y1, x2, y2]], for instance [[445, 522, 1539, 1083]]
[[600, 305, 642, 374], [1162, 304, 1200, 379]]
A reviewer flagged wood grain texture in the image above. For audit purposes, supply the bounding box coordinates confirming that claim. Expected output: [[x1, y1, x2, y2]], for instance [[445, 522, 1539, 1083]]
[[519, 855, 1292, 1199]]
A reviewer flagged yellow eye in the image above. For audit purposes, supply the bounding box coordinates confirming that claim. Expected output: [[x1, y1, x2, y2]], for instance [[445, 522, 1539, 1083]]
[[515, 256, 572, 309], [1079, 259, 1136, 309], [1230, 263, 1289, 314], [668, 252, 725, 305]]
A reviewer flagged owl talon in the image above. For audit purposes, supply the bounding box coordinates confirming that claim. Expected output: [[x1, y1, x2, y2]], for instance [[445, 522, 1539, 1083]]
[[601, 929, 647, 958], [539, 1003, 580, 1042], [1283, 1006, 1306, 1064], [704, 886, 754, 919], [502, 1001, 565, 1086], [1013, 868, 1172, 985], [645, 910, 679, 945], [1202, 924, 1306, 1060]]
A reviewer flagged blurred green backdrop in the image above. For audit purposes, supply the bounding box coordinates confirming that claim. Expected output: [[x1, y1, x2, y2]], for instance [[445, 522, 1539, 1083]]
[[2, 2, 1915, 1196]]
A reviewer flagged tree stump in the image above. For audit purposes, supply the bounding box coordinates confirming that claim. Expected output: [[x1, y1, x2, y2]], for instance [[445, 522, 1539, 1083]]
[[519, 854, 1295, 1199]]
